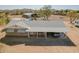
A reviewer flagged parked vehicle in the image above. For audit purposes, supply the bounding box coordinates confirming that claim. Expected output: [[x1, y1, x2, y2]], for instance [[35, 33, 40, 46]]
[[73, 20, 79, 27]]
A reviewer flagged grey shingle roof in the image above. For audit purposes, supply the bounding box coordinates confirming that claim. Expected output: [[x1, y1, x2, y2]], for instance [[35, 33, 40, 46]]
[[6, 19, 30, 29]]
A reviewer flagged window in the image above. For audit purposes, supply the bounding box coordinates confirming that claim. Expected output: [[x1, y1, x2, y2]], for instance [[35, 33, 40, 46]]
[[6, 29, 14, 32], [17, 29, 26, 33]]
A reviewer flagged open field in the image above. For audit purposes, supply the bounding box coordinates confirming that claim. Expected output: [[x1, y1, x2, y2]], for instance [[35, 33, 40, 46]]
[[0, 15, 79, 53]]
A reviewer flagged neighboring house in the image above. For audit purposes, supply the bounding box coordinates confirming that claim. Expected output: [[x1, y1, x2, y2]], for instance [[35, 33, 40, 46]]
[[22, 13, 38, 20], [72, 20, 79, 27], [3, 18, 68, 39], [22, 13, 33, 18], [22, 13, 33, 21]]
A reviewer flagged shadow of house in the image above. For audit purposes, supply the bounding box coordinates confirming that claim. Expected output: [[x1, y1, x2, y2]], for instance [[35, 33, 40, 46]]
[[0, 36, 75, 46]]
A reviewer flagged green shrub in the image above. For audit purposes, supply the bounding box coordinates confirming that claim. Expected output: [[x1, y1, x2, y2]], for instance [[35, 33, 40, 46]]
[[0, 18, 9, 25]]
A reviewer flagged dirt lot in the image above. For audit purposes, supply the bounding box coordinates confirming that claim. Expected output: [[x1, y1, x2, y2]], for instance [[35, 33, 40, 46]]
[[0, 15, 79, 53], [48, 15, 69, 21]]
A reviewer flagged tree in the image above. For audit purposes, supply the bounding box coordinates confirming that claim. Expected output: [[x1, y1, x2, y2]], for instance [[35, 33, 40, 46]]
[[67, 10, 78, 23], [39, 5, 52, 20], [31, 14, 38, 20], [37, 9, 46, 20], [0, 12, 9, 25], [5, 12, 9, 24], [0, 12, 5, 18], [16, 9, 21, 15]]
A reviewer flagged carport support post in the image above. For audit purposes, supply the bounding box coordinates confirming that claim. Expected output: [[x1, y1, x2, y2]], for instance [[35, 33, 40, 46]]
[[45, 32, 47, 39], [28, 32, 30, 38], [37, 32, 38, 39]]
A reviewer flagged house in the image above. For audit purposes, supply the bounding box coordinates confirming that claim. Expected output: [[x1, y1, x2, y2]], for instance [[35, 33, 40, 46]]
[[3, 18, 68, 39], [22, 13, 33, 18], [22, 13, 37, 18], [22, 13, 38, 20]]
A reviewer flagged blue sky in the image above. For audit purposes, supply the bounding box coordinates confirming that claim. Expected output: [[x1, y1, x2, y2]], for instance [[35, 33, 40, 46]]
[[0, 5, 79, 10]]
